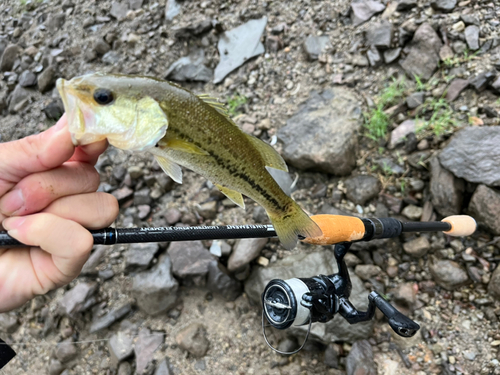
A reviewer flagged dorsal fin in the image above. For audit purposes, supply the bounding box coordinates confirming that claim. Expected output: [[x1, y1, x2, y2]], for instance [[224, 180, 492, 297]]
[[244, 134, 288, 172], [197, 94, 233, 121]]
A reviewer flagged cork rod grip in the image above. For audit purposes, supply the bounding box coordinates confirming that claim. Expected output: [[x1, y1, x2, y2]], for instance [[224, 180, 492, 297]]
[[442, 215, 477, 237], [302, 215, 366, 246]]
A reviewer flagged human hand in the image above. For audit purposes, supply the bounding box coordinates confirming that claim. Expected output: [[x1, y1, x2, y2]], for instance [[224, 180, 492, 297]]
[[0, 115, 119, 312]]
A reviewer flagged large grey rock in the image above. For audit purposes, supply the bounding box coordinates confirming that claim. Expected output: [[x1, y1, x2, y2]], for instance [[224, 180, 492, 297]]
[[0, 44, 21, 72], [430, 0, 457, 12], [245, 251, 373, 344], [108, 331, 134, 363], [18, 70, 37, 87], [488, 265, 500, 299], [59, 282, 98, 317], [227, 238, 268, 272], [124, 243, 158, 272], [429, 156, 464, 217], [303, 36, 331, 60], [278, 88, 362, 175], [135, 328, 164, 374], [429, 257, 469, 290], [400, 23, 442, 80], [464, 25, 480, 50], [131, 255, 178, 315], [8, 85, 31, 114], [165, 49, 213, 82], [175, 323, 209, 357], [214, 17, 267, 83], [344, 175, 381, 205], [351, 0, 385, 27], [468, 185, 500, 235], [38, 66, 56, 93], [439, 127, 500, 186], [346, 340, 377, 375], [168, 241, 214, 281], [366, 21, 393, 49]]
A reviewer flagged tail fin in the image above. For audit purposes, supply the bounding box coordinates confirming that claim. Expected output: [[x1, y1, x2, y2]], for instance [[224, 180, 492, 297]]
[[267, 202, 323, 250]]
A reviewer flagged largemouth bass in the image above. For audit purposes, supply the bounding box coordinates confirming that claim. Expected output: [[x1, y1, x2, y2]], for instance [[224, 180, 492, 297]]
[[56, 73, 322, 249]]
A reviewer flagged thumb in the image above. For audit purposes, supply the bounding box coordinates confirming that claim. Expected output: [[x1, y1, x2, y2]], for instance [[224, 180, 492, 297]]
[[0, 114, 75, 196]]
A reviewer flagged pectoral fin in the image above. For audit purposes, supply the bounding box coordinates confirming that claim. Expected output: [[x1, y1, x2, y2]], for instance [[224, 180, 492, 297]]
[[215, 184, 245, 209], [150, 151, 183, 184]]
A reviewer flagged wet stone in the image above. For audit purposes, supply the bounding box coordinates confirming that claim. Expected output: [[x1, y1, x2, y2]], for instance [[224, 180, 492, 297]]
[[175, 323, 210, 357], [344, 175, 381, 205], [429, 258, 469, 290], [135, 328, 164, 374], [351, 0, 386, 27], [346, 340, 376, 375], [227, 238, 268, 273], [445, 79, 469, 101], [108, 331, 134, 363], [124, 243, 159, 272], [303, 36, 331, 60], [90, 303, 133, 333], [131, 255, 178, 316], [430, 0, 457, 12], [464, 25, 480, 50], [403, 236, 430, 258]]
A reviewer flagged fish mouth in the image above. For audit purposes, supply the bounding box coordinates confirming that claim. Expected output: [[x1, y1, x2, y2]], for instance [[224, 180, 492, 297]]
[[57, 78, 81, 146]]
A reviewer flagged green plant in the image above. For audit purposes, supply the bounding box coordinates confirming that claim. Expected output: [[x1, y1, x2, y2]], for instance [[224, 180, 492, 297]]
[[364, 79, 406, 141], [414, 75, 426, 91], [399, 179, 406, 194], [226, 94, 247, 116], [417, 98, 457, 137]]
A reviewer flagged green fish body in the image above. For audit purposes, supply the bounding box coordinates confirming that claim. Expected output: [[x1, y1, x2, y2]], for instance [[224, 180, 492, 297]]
[[56, 73, 322, 249]]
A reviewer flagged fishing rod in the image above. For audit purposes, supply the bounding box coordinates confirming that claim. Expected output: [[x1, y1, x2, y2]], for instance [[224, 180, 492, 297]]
[[0, 214, 477, 248]]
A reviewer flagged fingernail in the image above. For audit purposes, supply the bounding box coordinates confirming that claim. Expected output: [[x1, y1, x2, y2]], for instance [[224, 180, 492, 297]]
[[0, 189, 25, 215], [2, 217, 26, 231]]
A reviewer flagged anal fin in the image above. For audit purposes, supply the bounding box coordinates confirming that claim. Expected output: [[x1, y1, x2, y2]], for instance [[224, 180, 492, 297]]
[[215, 184, 245, 209]]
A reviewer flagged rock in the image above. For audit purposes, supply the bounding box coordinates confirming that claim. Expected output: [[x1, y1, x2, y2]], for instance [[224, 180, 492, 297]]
[[393, 283, 417, 309], [163, 208, 182, 224], [94, 39, 111, 56], [112, 186, 134, 203], [108, 331, 134, 363], [0, 44, 21, 72], [396, 0, 417, 11], [206, 260, 242, 301], [303, 36, 331, 60], [366, 21, 393, 49], [366, 46, 383, 67], [168, 241, 214, 281], [38, 66, 56, 93], [56, 339, 78, 363], [165, 0, 180, 22], [155, 358, 173, 375], [402, 205, 422, 220], [81, 246, 107, 275], [488, 266, 500, 298], [439, 127, 500, 187], [124, 243, 158, 272], [468, 185, 500, 235], [128, 0, 143, 9], [464, 25, 480, 50], [245, 251, 373, 344], [452, 40, 467, 55], [137, 205, 151, 220], [278, 88, 362, 175], [278, 338, 299, 354], [445, 79, 469, 101], [0, 313, 19, 333], [135, 328, 164, 374], [118, 362, 132, 375], [8, 85, 31, 114], [47, 13, 65, 32], [344, 175, 381, 205], [324, 343, 340, 368], [131, 255, 178, 315], [406, 92, 424, 109], [196, 201, 217, 219], [214, 17, 267, 84], [403, 236, 430, 258], [430, 0, 457, 12], [172, 19, 213, 39], [351, 0, 386, 27], [227, 238, 268, 272], [354, 264, 381, 280], [389, 119, 419, 148], [460, 14, 479, 26], [469, 71, 497, 92], [165, 49, 213, 82], [18, 70, 37, 87], [352, 54, 369, 66], [377, 158, 404, 175], [134, 188, 151, 206], [110, 2, 129, 21], [48, 359, 65, 375], [383, 48, 401, 63], [90, 303, 133, 333], [175, 323, 209, 357], [400, 23, 442, 80], [346, 340, 377, 375], [43, 100, 65, 121], [429, 257, 469, 290], [429, 156, 464, 217], [59, 282, 98, 317], [439, 45, 454, 61]]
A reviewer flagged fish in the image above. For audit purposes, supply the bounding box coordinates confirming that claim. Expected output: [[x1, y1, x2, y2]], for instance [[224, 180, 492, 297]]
[[56, 73, 322, 249]]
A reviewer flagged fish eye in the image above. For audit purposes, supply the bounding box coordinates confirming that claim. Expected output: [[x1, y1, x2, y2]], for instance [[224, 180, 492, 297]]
[[93, 88, 114, 105]]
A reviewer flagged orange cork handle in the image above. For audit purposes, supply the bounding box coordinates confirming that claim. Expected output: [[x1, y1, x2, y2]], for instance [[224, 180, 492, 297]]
[[302, 215, 366, 246], [442, 215, 477, 237]]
